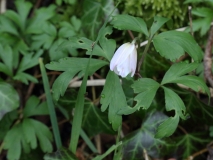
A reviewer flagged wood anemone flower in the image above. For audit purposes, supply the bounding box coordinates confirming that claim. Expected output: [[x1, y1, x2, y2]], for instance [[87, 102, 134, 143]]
[[110, 42, 137, 77]]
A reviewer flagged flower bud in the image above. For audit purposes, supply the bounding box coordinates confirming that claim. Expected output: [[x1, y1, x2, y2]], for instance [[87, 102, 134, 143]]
[[110, 42, 137, 77]]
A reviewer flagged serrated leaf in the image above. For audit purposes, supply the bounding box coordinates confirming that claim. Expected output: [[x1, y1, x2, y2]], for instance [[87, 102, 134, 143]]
[[3, 124, 23, 160], [163, 86, 186, 119], [82, 102, 115, 137], [100, 71, 127, 130], [153, 31, 203, 62], [122, 112, 168, 160], [61, 37, 105, 59], [111, 14, 148, 36], [44, 147, 77, 160], [155, 114, 179, 138], [111, 15, 149, 36], [22, 119, 37, 149], [0, 15, 19, 36], [23, 96, 49, 117], [0, 82, 19, 120], [132, 78, 160, 108], [46, 58, 108, 100], [0, 44, 13, 75], [150, 16, 169, 37], [31, 119, 53, 153], [98, 26, 116, 61], [15, 0, 32, 25], [171, 75, 210, 97], [26, 5, 56, 34], [13, 72, 38, 84], [161, 62, 199, 85], [17, 50, 43, 72], [118, 78, 160, 115], [0, 110, 18, 141]]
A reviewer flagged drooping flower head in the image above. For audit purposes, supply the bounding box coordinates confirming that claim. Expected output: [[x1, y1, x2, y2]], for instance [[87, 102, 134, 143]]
[[110, 41, 137, 77]]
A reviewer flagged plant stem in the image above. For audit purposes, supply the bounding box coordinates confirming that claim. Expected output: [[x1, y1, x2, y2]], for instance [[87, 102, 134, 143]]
[[137, 37, 152, 74], [113, 126, 122, 160]]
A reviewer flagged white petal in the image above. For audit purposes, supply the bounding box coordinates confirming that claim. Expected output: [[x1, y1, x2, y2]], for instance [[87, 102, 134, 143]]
[[110, 43, 135, 71], [129, 47, 137, 77]]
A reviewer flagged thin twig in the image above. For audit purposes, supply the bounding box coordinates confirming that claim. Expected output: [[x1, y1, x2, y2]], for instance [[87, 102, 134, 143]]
[[204, 26, 213, 87], [137, 37, 152, 73], [178, 125, 188, 134], [0, 0, 6, 13], [128, 30, 134, 40], [188, 6, 194, 37]]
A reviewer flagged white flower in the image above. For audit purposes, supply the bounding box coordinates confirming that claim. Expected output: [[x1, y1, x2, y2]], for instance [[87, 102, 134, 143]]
[[110, 42, 137, 77]]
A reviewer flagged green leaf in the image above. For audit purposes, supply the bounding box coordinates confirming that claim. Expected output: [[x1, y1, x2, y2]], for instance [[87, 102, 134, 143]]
[[82, 0, 104, 40], [0, 15, 19, 36], [191, 8, 213, 35], [26, 5, 56, 34], [123, 112, 168, 159], [3, 124, 23, 160], [170, 75, 210, 97], [184, 93, 213, 125], [163, 86, 186, 119], [0, 110, 18, 141], [31, 23, 56, 50], [110, 14, 148, 36], [30, 119, 53, 153], [17, 50, 43, 72], [153, 31, 203, 62], [4, 11, 21, 30], [44, 147, 77, 160], [100, 71, 127, 130], [155, 114, 179, 138], [0, 82, 19, 120], [161, 62, 199, 85], [13, 72, 38, 84], [98, 26, 116, 61], [82, 102, 115, 137], [150, 16, 169, 37], [46, 58, 108, 101], [176, 133, 209, 158], [118, 78, 160, 115], [22, 119, 37, 149], [23, 96, 49, 117], [3, 118, 53, 160], [0, 44, 13, 75], [15, 0, 32, 30]]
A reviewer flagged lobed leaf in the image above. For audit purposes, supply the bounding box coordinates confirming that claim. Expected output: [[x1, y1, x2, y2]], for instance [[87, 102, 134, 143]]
[[161, 62, 199, 85], [0, 82, 19, 120], [100, 71, 127, 130], [153, 31, 203, 62], [155, 114, 179, 138], [111, 14, 148, 36]]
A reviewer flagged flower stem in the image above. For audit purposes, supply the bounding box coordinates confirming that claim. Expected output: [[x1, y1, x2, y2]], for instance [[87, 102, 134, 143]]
[[113, 126, 122, 160], [137, 36, 153, 74]]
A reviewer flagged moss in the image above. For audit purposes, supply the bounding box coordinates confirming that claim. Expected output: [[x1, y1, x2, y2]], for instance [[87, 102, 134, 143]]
[[123, 0, 187, 28]]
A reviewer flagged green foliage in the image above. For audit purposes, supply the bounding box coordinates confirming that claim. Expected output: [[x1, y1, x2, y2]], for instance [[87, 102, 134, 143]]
[[44, 147, 77, 160], [3, 118, 53, 160], [153, 31, 203, 62], [123, 0, 187, 28], [100, 71, 127, 130], [176, 133, 209, 158], [82, 102, 115, 137], [0, 82, 19, 120], [122, 112, 168, 160], [111, 14, 149, 36], [46, 58, 108, 101]]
